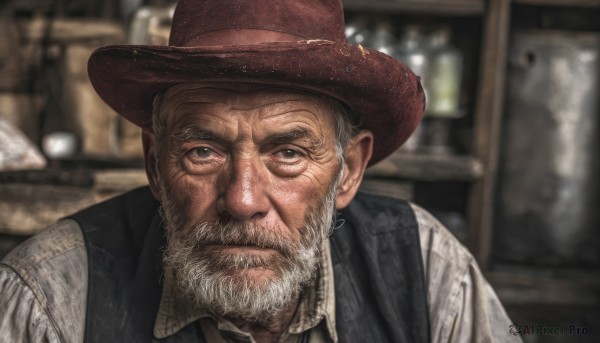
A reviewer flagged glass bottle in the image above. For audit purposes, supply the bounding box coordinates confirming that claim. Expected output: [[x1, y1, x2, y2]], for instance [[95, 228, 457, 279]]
[[426, 27, 463, 117], [395, 26, 429, 152], [369, 20, 396, 56], [345, 15, 371, 46]]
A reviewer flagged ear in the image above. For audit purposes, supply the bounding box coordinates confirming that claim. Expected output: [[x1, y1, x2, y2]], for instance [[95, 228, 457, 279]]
[[142, 128, 162, 201], [335, 129, 374, 209]]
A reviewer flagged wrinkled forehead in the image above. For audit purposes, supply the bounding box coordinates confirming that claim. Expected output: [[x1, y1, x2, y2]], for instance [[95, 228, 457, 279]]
[[163, 82, 333, 109], [156, 82, 338, 128]]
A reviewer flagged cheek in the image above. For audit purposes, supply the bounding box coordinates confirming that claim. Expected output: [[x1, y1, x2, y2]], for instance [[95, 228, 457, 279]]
[[158, 146, 223, 225], [269, 166, 336, 230], [161, 168, 220, 226]]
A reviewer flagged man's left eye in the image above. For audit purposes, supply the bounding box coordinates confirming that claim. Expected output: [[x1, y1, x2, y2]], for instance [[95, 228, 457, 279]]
[[276, 149, 302, 159]]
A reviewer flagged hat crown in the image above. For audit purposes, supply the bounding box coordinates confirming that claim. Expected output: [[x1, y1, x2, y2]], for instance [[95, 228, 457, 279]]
[[169, 0, 346, 46]]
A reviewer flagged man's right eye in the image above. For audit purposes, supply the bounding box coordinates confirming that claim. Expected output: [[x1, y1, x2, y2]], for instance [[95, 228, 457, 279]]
[[189, 147, 214, 159]]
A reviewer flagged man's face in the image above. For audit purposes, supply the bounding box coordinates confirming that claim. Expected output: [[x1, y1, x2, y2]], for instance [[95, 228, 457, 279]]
[[152, 83, 344, 319]]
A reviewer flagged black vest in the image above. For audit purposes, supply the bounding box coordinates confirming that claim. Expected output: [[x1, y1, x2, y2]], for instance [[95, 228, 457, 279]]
[[70, 187, 430, 342]]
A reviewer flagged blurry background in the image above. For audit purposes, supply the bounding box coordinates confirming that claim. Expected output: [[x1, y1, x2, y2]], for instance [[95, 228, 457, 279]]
[[0, 0, 598, 341]]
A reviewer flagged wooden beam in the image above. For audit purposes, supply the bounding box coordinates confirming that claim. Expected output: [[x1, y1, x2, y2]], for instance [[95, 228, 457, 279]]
[[22, 18, 124, 43], [513, 0, 600, 6], [467, 0, 512, 270], [365, 152, 484, 182], [342, 0, 484, 15], [94, 169, 148, 192]]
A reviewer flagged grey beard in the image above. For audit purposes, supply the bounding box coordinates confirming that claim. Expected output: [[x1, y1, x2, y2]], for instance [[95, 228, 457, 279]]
[[161, 180, 339, 320]]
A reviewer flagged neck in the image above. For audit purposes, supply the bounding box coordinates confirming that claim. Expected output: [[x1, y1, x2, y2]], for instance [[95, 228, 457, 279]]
[[228, 296, 301, 343]]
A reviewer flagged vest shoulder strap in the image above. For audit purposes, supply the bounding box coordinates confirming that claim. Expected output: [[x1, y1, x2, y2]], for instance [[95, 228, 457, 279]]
[[331, 191, 430, 342], [69, 187, 180, 342]]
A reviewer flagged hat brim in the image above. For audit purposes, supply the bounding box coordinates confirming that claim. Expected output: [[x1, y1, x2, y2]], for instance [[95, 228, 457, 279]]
[[88, 40, 425, 166]]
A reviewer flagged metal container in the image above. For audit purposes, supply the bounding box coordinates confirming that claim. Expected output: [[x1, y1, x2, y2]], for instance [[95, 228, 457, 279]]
[[127, 5, 175, 45], [493, 30, 600, 266]]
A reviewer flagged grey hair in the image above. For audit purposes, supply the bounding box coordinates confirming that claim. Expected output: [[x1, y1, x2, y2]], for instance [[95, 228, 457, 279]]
[[150, 88, 361, 162], [325, 96, 362, 161]]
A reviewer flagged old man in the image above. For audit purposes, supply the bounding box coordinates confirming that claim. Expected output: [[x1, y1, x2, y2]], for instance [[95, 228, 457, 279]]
[[0, 0, 519, 342]]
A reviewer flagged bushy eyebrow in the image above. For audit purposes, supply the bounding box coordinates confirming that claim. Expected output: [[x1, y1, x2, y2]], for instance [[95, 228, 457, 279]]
[[172, 126, 221, 142], [265, 128, 319, 145], [171, 125, 322, 146]]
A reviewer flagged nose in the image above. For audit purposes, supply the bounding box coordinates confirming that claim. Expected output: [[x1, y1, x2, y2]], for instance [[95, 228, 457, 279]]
[[217, 157, 271, 220]]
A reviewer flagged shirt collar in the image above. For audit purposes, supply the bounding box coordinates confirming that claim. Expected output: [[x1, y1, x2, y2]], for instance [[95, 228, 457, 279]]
[[153, 240, 338, 342]]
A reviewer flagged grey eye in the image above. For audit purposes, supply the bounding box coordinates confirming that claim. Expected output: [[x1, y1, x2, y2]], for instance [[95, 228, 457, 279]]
[[279, 149, 301, 159], [191, 147, 213, 158]]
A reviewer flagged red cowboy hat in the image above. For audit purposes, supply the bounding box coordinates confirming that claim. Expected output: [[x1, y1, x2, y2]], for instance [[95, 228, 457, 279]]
[[88, 0, 425, 165]]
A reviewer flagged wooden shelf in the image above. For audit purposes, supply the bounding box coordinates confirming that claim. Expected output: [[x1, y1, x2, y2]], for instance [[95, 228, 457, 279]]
[[488, 269, 600, 305], [342, 0, 485, 15], [489, 268, 600, 337], [365, 152, 484, 182], [512, 0, 600, 7], [0, 169, 148, 236], [0, 168, 147, 191]]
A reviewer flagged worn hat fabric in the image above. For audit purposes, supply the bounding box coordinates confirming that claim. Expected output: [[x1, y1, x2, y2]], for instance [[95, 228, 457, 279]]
[[88, 0, 425, 165]]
